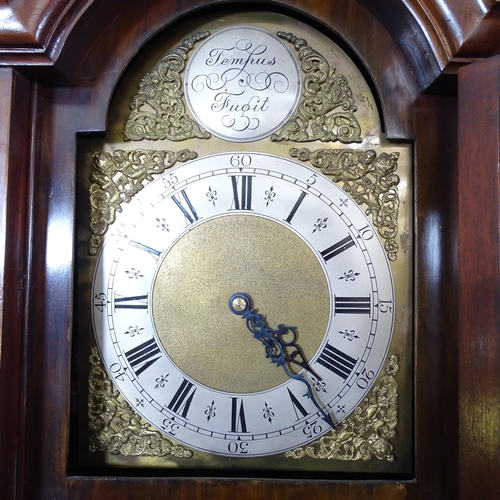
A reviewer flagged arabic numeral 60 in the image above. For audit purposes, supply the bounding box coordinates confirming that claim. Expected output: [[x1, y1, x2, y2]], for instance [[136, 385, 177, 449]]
[[230, 154, 252, 167]]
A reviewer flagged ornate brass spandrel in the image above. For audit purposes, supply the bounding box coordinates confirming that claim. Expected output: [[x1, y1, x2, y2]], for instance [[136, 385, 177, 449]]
[[290, 147, 400, 260], [286, 354, 399, 461], [271, 32, 362, 144], [124, 32, 211, 142], [88, 347, 193, 459], [89, 148, 197, 255]]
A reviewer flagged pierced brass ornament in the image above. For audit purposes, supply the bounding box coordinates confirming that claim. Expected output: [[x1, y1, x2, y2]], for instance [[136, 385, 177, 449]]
[[88, 347, 193, 458], [285, 354, 399, 461], [89, 148, 197, 255], [290, 147, 400, 260], [124, 32, 211, 141], [271, 32, 362, 144]]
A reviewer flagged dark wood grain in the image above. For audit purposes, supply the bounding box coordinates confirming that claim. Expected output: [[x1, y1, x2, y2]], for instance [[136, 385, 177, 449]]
[[458, 55, 500, 499], [359, 0, 500, 93], [0, 69, 33, 500], [0, 0, 495, 498], [413, 94, 459, 499]]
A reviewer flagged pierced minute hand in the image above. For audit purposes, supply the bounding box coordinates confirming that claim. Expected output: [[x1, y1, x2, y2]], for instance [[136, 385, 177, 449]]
[[228, 292, 336, 429]]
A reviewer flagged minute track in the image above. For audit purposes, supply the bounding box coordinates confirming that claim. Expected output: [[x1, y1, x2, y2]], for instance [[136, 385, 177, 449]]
[[92, 151, 395, 457]]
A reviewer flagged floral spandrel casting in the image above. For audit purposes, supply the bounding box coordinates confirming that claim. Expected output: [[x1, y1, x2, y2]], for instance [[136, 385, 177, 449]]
[[88, 347, 192, 458], [271, 32, 362, 144], [124, 32, 211, 142], [291, 147, 400, 260], [285, 354, 399, 461], [89, 148, 197, 255]]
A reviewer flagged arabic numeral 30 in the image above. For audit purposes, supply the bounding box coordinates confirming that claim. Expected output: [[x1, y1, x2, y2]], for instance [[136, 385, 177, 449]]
[[227, 440, 249, 454]]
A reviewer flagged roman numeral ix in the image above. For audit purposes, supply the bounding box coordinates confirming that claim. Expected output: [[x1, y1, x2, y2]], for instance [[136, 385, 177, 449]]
[[114, 294, 148, 310]]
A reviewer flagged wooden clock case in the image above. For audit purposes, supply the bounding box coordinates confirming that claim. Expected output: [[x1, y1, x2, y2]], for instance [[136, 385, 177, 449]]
[[0, 0, 498, 498]]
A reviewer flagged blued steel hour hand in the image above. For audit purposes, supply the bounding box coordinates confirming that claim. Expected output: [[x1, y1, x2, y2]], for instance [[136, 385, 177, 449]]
[[229, 292, 335, 429]]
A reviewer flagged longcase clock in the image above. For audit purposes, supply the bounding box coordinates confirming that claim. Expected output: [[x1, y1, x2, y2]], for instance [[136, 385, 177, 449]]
[[3, 0, 494, 498]]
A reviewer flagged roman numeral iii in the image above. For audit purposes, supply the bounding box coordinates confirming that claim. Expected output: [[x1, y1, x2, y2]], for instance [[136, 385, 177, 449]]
[[334, 296, 371, 315]]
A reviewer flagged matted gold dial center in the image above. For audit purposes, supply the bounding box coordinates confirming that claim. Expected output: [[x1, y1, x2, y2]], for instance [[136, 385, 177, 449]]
[[152, 214, 330, 393]]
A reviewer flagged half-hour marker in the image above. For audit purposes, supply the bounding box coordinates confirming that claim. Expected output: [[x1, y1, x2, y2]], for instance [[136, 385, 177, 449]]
[[285, 191, 307, 224], [334, 296, 371, 315], [230, 175, 253, 210], [317, 342, 357, 380], [124, 337, 161, 376], [320, 235, 356, 262], [172, 189, 199, 224], [114, 294, 148, 310]]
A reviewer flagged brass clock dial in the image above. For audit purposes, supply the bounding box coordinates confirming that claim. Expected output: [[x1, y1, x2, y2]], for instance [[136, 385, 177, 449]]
[[91, 152, 395, 456]]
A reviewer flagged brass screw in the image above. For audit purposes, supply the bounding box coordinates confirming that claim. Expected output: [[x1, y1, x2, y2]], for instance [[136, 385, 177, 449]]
[[231, 296, 247, 312]]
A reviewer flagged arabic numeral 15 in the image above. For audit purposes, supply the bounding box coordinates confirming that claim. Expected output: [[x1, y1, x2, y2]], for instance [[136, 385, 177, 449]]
[[94, 292, 107, 312], [379, 299, 393, 314]]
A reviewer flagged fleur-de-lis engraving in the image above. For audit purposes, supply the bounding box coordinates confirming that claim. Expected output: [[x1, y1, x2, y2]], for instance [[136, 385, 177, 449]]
[[263, 402, 275, 423], [339, 270, 360, 282], [264, 186, 276, 206], [206, 186, 217, 206], [154, 374, 169, 389], [311, 376, 327, 393], [312, 217, 328, 233], [124, 326, 144, 337], [125, 268, 144, 279], [205, 401, 216, 421], [339, 329, 360, 341]]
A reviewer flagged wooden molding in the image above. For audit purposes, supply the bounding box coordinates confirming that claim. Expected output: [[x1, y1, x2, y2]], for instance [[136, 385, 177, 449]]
[[359, 0, 500, 91]]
